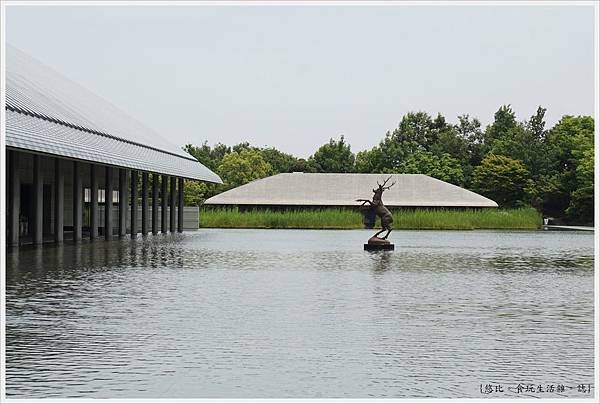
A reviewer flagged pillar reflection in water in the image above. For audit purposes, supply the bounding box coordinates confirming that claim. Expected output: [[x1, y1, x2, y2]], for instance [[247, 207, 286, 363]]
[[4, 235, 189, 295]]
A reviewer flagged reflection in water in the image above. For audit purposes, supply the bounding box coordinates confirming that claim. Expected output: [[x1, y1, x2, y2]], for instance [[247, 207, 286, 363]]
[[369, 251, 393, 274], [5, 230, 595, 398]]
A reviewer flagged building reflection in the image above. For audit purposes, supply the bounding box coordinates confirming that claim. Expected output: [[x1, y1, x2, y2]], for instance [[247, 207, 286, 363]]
[[5, 235, 187, 287]]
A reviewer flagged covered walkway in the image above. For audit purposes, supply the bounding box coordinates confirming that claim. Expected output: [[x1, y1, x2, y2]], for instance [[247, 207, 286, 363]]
[[5, 45, 221, 246]]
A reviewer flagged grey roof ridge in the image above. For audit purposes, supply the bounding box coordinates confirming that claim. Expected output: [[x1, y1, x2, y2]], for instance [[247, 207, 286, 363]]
[[6, 104, 198, 164]]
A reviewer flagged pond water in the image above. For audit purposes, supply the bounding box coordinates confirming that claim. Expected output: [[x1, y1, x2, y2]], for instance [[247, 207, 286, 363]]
[[4, 229, 596, 398]]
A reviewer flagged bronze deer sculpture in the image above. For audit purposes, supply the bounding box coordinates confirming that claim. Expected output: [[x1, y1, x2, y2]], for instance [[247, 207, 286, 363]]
[[356, 176, 396, 240]]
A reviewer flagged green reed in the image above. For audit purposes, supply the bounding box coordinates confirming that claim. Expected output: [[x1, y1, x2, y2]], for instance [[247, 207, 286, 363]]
[[199, 207, 541, 230]]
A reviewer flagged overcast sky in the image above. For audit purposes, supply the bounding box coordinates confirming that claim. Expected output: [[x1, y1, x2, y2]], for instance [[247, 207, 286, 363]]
[[5, 4, 596, 158]]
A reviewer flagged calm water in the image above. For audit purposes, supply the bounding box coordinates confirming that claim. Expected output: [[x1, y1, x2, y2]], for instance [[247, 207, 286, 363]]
[[5, 229, 596, 398]]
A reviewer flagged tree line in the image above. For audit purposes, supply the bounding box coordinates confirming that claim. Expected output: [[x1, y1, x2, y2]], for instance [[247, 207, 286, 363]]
[[184, 105, 594, 224]]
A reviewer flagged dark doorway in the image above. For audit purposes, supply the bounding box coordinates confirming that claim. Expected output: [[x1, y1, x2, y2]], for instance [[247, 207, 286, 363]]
[[20, 184, 33, 237], [19, 183, 52, 237], [43, 184, 52, 234]]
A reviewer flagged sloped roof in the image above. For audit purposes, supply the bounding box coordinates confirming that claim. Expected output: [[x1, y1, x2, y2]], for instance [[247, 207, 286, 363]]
[[5, 45, 221, 183], [205, 173, 498, 207]]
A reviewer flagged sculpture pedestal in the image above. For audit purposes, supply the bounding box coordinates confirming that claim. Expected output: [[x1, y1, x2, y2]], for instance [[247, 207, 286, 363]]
[[364, 236, 395, 251]]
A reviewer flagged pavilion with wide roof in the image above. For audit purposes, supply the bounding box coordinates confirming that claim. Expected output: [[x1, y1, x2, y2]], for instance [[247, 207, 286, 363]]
[[5, 45, 221, 246], [205, 173, 498, 209]]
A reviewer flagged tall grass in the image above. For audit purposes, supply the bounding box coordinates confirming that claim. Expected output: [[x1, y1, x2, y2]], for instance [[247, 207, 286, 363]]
[[199, 207, 541, 230]]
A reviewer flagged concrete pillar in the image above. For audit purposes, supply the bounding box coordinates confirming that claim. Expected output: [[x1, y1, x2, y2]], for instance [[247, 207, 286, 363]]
[[131, 170, 138, 238], [105, 166, 113, 240], [33, 154, 43, 245], [161, 175, 168, 233], [141, 172, 149, 235], [170, 176, 176, 232], [54, 158, 64, 243], [90, 164, 98, 239], [178, 178, 184, 233], [73, 161, 83, 241], [152, 174, 159, 235], [8, 150, 20, 247], [118, 168, 127, 237]]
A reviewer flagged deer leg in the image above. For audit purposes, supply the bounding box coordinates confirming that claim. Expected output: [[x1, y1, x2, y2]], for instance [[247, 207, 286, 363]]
[[373, 228, 385, 238]]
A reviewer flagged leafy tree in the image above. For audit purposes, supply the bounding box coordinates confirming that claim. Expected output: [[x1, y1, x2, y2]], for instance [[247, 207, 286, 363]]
[[490, 125, 547, 179], [546, 116, 594, 170], [381, 112, 436, 164], [429, 116, 470, 183], [567, 187, 594, 224], [478, 105, 553, 209], [527, 106, 547, 140], [456, 114, 485, 167], [430, 126, 469, 163], [566, 148, 594, 223], [489, 106, 550, 181], [308, 135, 355, 173], [396, 111, 439, 151], [472, 154, 530, 207], [369, 112, 472, 175], [184, 142, 230, 171], [355, 146, 384, 173], [543, 115, 594, 217], [484, 104, 518, 146], [367, 112, 440, 171], [289, 158, 318, 173], [183, 180, 209, 206], [231, 141, 258, 153], [375, 130, 405, 169], [217, 149, 272, 188], [260, 147, 298, 174], [396, 151, 464, 185]]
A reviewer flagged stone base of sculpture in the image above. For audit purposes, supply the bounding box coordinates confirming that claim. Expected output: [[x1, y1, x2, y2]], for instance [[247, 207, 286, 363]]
[[364, 236, 395, 251]]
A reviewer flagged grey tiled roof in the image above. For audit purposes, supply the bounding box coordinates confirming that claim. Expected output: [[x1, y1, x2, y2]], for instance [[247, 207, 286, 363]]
[[5, 45, 222, 183], [205, 173, 498, 207]]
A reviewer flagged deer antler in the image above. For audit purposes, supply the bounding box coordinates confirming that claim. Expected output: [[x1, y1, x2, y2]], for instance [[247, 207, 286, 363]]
[[380, 175, 395, 190]]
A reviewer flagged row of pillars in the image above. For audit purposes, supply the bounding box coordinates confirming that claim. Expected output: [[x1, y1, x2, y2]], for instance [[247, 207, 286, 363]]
[[7, 151, 185, 246]]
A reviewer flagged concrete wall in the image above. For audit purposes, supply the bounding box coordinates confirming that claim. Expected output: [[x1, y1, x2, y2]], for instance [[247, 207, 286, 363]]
[[95, 206, 199, 231]]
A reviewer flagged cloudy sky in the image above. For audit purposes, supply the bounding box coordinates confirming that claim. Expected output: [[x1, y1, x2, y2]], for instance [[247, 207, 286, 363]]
[[6, 4, 596, 158]]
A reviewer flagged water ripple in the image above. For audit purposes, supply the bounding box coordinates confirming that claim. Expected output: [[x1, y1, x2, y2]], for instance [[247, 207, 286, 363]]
[[5, 229, 595, 398]]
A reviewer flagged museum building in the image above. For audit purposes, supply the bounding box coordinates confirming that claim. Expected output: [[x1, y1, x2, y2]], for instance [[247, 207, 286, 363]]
[[4, 45, 222, 246], [204, 172, 498, 210]]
